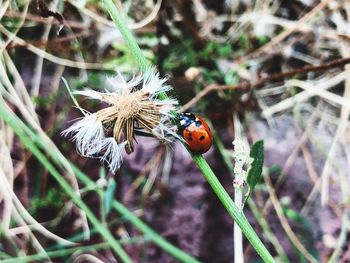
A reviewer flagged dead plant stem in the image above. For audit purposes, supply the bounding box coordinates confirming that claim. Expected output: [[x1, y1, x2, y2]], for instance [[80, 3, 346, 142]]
[[181, 57, 350, 112]]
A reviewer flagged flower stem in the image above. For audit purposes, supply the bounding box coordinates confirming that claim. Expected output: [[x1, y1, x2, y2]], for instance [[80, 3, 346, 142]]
[[102, 1, 275, 262], [0, 97, 201, 263], [0, 99, 132, 263], [72, 166, 201, 263], [192, 155, 274, 262], [101, 0, 150, 72]]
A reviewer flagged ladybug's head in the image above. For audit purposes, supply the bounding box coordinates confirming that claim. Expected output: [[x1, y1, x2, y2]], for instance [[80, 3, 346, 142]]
[[179, 112, 196, 130]]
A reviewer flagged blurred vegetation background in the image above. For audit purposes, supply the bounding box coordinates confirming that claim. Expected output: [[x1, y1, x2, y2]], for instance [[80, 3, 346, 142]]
[[0, 0, 349, 262]]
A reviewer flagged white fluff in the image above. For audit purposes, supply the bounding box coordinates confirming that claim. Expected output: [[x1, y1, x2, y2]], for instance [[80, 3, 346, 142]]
[[142, 69, 171, 96], [153, 98, 178, 117], [107, 73, 143, 94], [152, 116, 180, 143], [100, 138, 126, 173], [64, 68, 179, 173], [74, 89, 105, 101], [62, 114, 105, 156]]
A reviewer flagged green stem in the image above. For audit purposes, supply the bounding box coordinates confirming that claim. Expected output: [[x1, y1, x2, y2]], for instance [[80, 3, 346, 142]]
[[193, 156, 274, 262], [72, 166, 201, 263], [111, 201, 200, 263], [1, 238, 143, 263], [0, 101, 132, 263], [101, 0, 168, 101], [101, 0, 150, 72], [102, 1, 275, 262], [248, 199, 289, 263], [0, 99, 200, 263]]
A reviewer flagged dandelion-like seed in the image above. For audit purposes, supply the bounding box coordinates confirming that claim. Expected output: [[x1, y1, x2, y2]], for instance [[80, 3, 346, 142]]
[[63, 69, 178, 173]]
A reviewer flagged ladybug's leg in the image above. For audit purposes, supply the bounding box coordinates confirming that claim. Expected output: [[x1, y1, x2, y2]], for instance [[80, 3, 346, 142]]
[[134, 128, 153, 137]]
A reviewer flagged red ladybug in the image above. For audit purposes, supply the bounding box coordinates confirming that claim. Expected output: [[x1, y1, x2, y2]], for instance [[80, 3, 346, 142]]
[[179, 112, 213, 154]]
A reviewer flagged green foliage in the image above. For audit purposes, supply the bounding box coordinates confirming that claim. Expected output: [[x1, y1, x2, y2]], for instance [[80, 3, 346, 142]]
[[87, 72, 105, 87], [198, 41, 233, 58], [283, 202, 319, 257], [247, 140, 264, 193], [72, 72, 105, 91], [104, 178, 117, 216], [29, 188, 67, 215], [201, 68, 223, 83], [13, 0, 27, 8], [267, 164, 282, 174], [243, 140, 264, 206], [256, 35, 269, 46], [102, 1, 275, 260], [237, 33, 250, 53], [32, 90, 62, 109], [161, 37, 243, 112], [161, 39, 234, 73], [0, 17, 21, 31], [282, 206, 313, 235], [161, 39, 196, 72], [282, 203, 319, 262], [105, 42, 154, 72], [1, 1, 27, 30], [224, 70, 240, 85]]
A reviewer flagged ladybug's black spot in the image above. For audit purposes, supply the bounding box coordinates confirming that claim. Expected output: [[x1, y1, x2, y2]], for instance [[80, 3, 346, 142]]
[[188, 132, 193, 141], [199, 135, 205, 141], [195, 121, 202, 127]]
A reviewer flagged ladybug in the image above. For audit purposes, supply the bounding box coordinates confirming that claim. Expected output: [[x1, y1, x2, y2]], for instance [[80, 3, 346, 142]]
[[179, 112, 213, 154]]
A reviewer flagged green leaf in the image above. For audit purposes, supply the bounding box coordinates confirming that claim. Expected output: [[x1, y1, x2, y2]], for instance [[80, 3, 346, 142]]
[[104, 178, 117, 216], [283, 205, 319, 263], [224, 70, 239, 85], [282, 205, 313, 236], [246, 140, 264, 195]]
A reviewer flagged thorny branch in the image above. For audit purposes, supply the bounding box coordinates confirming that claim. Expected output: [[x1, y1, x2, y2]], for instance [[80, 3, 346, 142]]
[[180, 56, 350, 112]]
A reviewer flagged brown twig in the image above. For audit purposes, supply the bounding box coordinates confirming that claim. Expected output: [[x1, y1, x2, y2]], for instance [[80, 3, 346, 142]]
[[180, 56, 350, 112]]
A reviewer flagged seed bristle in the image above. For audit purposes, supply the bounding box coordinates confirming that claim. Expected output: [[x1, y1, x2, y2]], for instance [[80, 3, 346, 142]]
[[113, 117, 126, 143]]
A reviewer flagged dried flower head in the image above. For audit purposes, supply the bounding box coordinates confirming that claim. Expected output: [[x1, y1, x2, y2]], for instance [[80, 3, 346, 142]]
[[63, 68, 178, 173]]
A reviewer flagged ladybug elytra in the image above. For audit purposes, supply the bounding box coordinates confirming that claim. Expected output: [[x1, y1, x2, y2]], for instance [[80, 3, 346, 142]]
[[179, 112, 213, 154]]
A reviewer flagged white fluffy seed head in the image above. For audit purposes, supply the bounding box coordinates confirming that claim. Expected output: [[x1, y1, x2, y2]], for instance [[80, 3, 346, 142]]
[[63, 116, 127, 173], [63, 68, 179, 173], [62, 114, 105, 156]]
